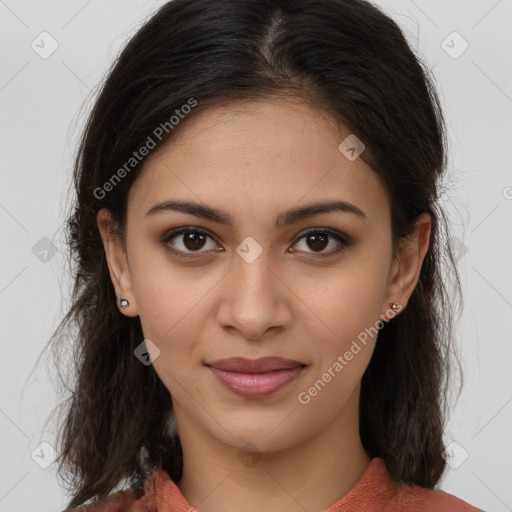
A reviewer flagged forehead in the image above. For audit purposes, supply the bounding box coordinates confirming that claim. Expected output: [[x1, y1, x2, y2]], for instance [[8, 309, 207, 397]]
[[128, 98, 391, 229]]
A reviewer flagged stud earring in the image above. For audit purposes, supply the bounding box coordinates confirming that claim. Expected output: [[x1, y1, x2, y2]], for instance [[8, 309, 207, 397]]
[[117, 296, 129, 309], [390, 302, 401, 312]]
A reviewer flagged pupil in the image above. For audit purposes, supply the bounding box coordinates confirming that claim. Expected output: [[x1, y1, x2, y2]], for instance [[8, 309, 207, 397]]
[[184, 232, 206, 251], [308, 233, 327, 251]]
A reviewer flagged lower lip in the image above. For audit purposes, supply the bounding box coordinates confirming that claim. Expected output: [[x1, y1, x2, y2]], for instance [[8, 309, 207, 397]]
[[207, 365, 306, 399]]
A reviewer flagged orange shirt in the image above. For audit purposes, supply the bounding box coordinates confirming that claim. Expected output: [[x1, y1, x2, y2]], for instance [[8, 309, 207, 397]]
[[68, 457, 483, 511]]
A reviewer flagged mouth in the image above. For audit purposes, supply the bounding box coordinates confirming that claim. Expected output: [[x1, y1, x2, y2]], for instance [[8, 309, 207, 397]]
[[204, 357, 307, 399], [204, 356, 306, 373]]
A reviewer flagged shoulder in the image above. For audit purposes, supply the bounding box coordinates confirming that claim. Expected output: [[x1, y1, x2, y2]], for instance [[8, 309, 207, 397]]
[[394, 481, 484, 511], [339, 458, 483, 512]]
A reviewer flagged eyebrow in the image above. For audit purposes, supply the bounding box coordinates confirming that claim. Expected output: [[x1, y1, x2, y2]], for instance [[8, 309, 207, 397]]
[[145, 199, 368, 227]]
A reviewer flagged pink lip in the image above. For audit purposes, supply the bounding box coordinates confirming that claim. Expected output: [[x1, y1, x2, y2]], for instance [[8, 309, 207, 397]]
[[205, 357, 306, 399]]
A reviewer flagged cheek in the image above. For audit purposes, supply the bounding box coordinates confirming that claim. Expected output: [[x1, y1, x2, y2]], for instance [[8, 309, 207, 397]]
[[128, 237, 207, 339], [135, 272, 206, 359], [293, 269, 385, 422], [299, 254, 390, 403], [129, 253, 225, 399], [137, 284, 208, 400], [310, 258, 389, 345]]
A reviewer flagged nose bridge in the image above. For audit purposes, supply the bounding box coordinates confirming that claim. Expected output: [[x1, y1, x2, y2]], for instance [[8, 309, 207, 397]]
[[232, 241, 278, 302], [217, 241, 290, 338]]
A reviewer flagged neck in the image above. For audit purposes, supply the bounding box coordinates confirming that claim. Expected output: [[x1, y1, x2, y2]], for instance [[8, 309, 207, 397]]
[[174, 388, 371, 512]]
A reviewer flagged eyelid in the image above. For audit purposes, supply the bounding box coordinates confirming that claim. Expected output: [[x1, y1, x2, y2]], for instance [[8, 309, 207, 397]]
[[295, 227, 353, 245], [159, 226, 220, 259], [160, 225, 353, 258]]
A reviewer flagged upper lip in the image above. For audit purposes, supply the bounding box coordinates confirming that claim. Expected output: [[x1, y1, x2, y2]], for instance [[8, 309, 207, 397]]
[[205, 357, 305, 373]]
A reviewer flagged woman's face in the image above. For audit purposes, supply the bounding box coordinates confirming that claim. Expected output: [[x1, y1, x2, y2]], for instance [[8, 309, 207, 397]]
[[99, 97, 428, 454]]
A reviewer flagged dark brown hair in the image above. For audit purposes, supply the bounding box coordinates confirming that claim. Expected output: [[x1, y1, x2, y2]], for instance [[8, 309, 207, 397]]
[[44, 0, 463, 508]]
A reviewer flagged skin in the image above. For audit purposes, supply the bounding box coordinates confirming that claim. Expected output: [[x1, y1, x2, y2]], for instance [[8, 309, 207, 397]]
[[97, 97, 431, 512]]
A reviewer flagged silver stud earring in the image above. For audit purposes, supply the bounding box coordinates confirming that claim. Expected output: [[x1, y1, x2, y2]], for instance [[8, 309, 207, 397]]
[[390, 302, 401, 312], [117, 296, 129, 309]]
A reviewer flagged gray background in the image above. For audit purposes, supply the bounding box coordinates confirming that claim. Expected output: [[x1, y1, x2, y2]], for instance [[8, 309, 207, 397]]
[[1, 1, 511, 510]]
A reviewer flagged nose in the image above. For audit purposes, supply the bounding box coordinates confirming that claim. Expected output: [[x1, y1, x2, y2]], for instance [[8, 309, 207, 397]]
[[215, 249, 293, 341]]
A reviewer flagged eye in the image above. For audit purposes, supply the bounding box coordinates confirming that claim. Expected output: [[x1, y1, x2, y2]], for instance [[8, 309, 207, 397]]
[[160, 226, 353, 259], [291, 228, 352, 256], [161, 227, 220, 258]]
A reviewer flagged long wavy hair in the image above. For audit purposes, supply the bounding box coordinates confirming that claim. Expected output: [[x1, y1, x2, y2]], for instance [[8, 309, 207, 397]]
[[44, 0, 463, 508]]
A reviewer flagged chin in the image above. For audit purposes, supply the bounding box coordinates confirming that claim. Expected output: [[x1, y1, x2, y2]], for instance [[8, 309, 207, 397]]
[[211, 420, 301, 455]]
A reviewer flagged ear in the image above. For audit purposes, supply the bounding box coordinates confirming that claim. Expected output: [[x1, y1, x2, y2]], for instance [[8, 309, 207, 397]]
[[382, 212, 431, 319], [96, 208, 138, 317]]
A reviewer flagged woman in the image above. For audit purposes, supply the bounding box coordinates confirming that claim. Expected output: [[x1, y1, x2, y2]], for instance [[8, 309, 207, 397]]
[[50, 0, 482, 510]]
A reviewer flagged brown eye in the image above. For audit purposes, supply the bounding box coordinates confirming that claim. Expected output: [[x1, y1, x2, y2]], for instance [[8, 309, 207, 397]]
[[162, 227, 218, 256], [160, 226, 353, 260], [180, 231, 208, 251], [304, 233, 329, 252], [292, 228, 352, 256]]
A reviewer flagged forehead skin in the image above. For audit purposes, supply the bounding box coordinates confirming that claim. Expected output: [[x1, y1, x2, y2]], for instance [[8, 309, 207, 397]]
[[127, 97, 392, 254]]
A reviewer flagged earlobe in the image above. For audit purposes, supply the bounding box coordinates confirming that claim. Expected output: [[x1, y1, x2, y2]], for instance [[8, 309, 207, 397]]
[[96, 208, 138, 317], [383, 212, 432, 315]]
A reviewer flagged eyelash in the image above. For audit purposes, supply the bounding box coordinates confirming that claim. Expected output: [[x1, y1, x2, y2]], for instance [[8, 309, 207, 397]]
[[159, 226, 353, 260]]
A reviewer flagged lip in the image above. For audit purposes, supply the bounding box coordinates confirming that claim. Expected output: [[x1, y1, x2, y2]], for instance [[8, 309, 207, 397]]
[[205, 356, 305, 373], [205, 357, 306, 399]]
